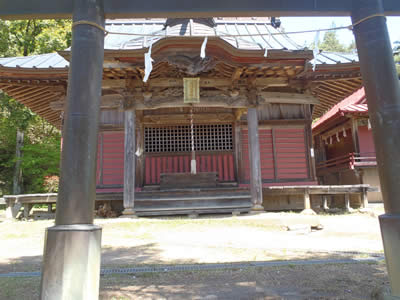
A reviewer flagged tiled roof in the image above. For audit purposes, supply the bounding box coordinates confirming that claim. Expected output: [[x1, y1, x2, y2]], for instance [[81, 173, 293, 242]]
[[0, 53, 68, 68], [0, 18, 359, 69], [312, 87, 367, 130], [104, 18, 302, 51], [311, 51, 358, 65]]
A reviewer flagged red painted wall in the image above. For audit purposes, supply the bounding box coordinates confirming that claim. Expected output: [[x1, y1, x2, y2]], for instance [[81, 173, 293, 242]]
[[144, 153, 235, 185], [96, 126, 310, 188], [358, 125, 376, 156], [274, 128, 308, 179], [97, 131, 124, 187], [241, 129, 274, 181], [241, 127, 309, 181]]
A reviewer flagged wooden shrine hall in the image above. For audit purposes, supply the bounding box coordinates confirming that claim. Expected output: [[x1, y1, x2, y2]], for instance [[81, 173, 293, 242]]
[[0, 18, 365, 216], [3, 1, 400, 299]]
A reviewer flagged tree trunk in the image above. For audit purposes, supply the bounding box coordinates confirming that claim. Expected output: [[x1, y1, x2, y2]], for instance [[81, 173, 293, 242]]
[[12, 130, 24, 195]]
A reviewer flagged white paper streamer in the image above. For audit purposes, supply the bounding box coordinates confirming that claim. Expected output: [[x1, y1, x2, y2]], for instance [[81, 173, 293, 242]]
[[263, 29, 272, 58], [343, 128, 347, 137], [368, 119, 372, 130], [312, 31, 320, 72], [135, 147, 143, 157], [200, 37, 208, 59], [336, 132, 340, 142], [143, 44, 154, 82], [264, 47, 268, 57]]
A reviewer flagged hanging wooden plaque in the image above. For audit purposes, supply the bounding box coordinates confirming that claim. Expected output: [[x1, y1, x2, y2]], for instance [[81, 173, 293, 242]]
[[183, 78, 200, 103]]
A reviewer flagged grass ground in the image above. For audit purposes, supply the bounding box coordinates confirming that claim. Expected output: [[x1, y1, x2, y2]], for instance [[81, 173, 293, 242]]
[[0, 206, 390, 299]]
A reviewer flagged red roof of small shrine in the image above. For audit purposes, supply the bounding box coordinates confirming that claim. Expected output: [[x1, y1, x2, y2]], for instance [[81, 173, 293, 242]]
[[312, 87, 368, 130]]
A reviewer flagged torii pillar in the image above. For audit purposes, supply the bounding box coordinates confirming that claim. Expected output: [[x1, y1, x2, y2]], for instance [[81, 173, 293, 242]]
[[352, 0, 400, 296], [40, 0, 105, 299]]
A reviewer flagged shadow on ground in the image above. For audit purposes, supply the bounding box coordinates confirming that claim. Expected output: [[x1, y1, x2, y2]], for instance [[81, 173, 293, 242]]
[[0, 260, 388, 300], [0, 243, 193, 274]]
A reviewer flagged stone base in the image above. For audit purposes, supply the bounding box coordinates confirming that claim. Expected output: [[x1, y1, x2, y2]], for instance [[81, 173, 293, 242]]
[[251, 204, 265, 212], [300, 208, 317, 215], [359, 207, 373, 214], [120, 208, 137, 218], [40, 224, 102, 300], [379, 214, 400, 297], [371, 286, 400, 300]]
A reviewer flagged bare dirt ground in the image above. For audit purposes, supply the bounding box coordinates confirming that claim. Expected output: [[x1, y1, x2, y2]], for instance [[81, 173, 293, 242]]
[[0, 206, 390, 299]]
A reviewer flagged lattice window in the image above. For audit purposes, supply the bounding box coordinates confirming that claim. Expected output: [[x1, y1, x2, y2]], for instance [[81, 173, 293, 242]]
[[144, 124, 233, 153]]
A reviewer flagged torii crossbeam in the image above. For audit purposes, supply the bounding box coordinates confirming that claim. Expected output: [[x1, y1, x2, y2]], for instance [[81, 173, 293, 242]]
[[2, 0, 400, 299], [1, 0, 400, 18]]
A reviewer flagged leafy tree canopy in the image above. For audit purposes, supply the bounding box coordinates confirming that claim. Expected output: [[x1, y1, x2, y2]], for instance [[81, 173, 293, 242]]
[[0, 19, 71, 57], [0, 20, 70, 195], [317, 23, 356, 53]]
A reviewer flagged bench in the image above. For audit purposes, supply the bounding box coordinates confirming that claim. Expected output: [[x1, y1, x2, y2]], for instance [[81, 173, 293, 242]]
[[263, 184, 379, 213], [3, 193, 57, 219]]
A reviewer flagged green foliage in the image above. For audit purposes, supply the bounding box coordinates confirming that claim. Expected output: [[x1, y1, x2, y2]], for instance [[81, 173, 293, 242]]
[[0, 19, 71, 57], [0, 94, 61, 194], [317, 23, 357, 53], [20, 136, 61, 193], [319, 30, 347, 52], [0, 20, 69, 195]]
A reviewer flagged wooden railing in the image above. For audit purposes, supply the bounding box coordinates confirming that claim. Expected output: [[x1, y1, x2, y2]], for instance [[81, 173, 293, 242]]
[[317, 152, 376, 172]]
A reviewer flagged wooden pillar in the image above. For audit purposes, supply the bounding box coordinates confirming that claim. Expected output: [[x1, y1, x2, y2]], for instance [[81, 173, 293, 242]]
[[40, 0, 104, 298], [361, 187, 369, 209], [322, 195, 329, 210], [247, 108, 264, 211], [351, 118, 360, 154], [122, 109, 136, 216], [301, 188, 316, 215], [352, 1, 400, 296], [344, 193, 351, 212]]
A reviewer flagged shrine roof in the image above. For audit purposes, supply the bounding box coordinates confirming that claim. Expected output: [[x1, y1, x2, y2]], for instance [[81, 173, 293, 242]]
[[312, 87, 368, 131], [0, 18, 359, 69]]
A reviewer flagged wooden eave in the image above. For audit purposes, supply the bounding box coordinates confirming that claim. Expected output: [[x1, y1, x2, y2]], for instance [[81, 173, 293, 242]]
[[0, 37, 363, 128], [60, 37, 314, 64], [312, 114, 349, 137]]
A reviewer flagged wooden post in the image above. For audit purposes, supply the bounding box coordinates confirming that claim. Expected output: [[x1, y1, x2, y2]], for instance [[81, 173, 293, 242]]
[[322, 195, 329, 210], [122, 109, 136, 216], [247, 108, 264, 211], [13, 130, 24, 195], [301, 188, 316, 215], [351, 118, 360, 154], [352, 1, 400, 295], [344, 193, 351, 212], [361, 187, 369, 209]]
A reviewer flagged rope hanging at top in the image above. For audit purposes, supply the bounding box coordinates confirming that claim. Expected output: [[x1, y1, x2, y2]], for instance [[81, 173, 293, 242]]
[[71, 14, 386, 39]]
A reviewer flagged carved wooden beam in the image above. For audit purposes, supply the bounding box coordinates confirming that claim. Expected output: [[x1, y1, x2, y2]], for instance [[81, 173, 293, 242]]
[[258, 92, 319, 105], [142, 113, 235, 124], [50, 91, 319, 111], [103, 77, 290, 89]]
